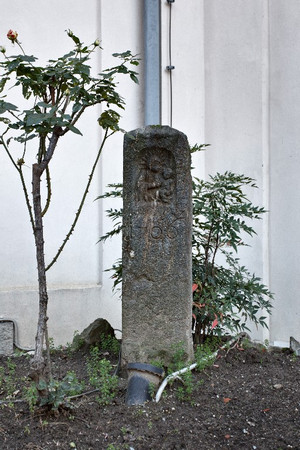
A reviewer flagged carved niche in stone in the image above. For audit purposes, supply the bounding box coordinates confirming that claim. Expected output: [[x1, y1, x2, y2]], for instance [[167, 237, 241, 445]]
[[136, 148, 176, 205]]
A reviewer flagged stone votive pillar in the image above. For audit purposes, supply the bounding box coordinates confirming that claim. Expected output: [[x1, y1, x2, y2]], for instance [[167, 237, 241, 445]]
[[122, 125, 193, 367]]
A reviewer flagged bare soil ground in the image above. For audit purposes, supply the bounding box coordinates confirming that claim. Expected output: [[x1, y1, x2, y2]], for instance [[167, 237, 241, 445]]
[[0, 343, 299, 449]]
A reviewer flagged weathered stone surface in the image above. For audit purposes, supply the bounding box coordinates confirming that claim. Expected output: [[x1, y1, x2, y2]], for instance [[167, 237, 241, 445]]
[[122, 125, 193, 367], [0, 321, 14, 355], [290, 336, 300, 355], [72, 318, 115, 350]]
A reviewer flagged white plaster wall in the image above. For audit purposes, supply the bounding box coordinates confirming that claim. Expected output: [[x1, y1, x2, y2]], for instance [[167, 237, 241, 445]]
[[161, 0, 206, 180], [98, 0, 144, 338], [0, 0, 143, 346], [268, 1, 300, 345], [1, 0, 299, 348], [203, 1, 267, 341], [161, 0, 271, 342], [0, 1, 102, 289], [200, 1, 300, 345]]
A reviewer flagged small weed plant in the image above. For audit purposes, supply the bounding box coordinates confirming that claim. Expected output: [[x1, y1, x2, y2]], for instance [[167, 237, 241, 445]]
[[87, 346, 118, 405], [48, 337, 57, 354], [290, 352, 298, 363], [0, 365, 5, 391], [71, 330, 85, 352], [23, 383, 38, 413], [165, 339, 221, 403], [106, 444, 125, 450], [148, 382, 157, 399], [23, 424, 31, 435], [99, 334, 120, 356], [194, 337, 220, 371], [0, 357, 18, 400], [168, 342, 187, 373], [24, 371, 85, 411], [175, 370, 194, 403], [167, 343, 196, 403]]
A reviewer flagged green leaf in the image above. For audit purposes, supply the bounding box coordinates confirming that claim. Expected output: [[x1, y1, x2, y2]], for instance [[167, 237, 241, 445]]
[[98, 109, 120, 131], [67, 124, 83, 135], [18, 55, 37, 63], [0, 77, 9, 93], [74, 63, 90, 76], [0, 117, 10, 124], [0, 101, 18, 114], [112, 50, 132, 58], [15, 133, 37, 143], [26, 113, 48, 126], [130, 72, 139, 84], [36, 101, 53, 109], [66, 30, 81, 45], [37, 379, 48, 390]]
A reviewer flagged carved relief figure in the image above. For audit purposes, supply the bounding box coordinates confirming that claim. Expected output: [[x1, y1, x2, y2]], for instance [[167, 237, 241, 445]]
[[136, 149, 175, 204], [160, 166, 175, 203]]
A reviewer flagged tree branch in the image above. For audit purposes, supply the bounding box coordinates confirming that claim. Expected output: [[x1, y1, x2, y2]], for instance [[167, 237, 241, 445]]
[[19, 167, 35, 234], [0, 135, 19, 170], [40, 128, 61, 172], [46, 128, 111, 271], [42, 165, 52, 217]]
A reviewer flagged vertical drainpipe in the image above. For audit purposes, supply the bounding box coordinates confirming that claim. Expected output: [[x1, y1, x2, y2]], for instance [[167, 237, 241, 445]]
[[262, 0, 271, 344], [144, 0, 161, 126]]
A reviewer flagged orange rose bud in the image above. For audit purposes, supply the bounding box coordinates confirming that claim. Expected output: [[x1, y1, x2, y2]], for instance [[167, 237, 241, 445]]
[[7, 29, 18, 42]]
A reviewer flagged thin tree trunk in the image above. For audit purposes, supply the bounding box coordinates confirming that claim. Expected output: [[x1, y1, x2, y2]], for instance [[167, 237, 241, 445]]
[[29, 163, 50, 398], [29, 131, 61, 399]]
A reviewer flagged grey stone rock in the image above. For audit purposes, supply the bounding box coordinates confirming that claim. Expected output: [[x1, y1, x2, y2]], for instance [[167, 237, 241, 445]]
[[72, 318, 115, 350], [0, 321, 14, 355], [122, 125, 194, 367], [290, 336, 300, 356]]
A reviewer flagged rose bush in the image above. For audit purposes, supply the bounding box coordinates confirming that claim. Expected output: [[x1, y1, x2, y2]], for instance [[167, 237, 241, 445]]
[[0, 29, 139, 405], [6, 29, 18, 42]]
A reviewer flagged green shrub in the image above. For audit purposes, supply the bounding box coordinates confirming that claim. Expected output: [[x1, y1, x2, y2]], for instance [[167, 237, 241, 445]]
[[192, 172, 272, 342], [98, 170, 273, 343]]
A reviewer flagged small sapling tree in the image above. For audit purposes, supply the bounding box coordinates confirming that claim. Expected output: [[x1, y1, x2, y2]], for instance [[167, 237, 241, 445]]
[[0, 29, 138, 402]]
